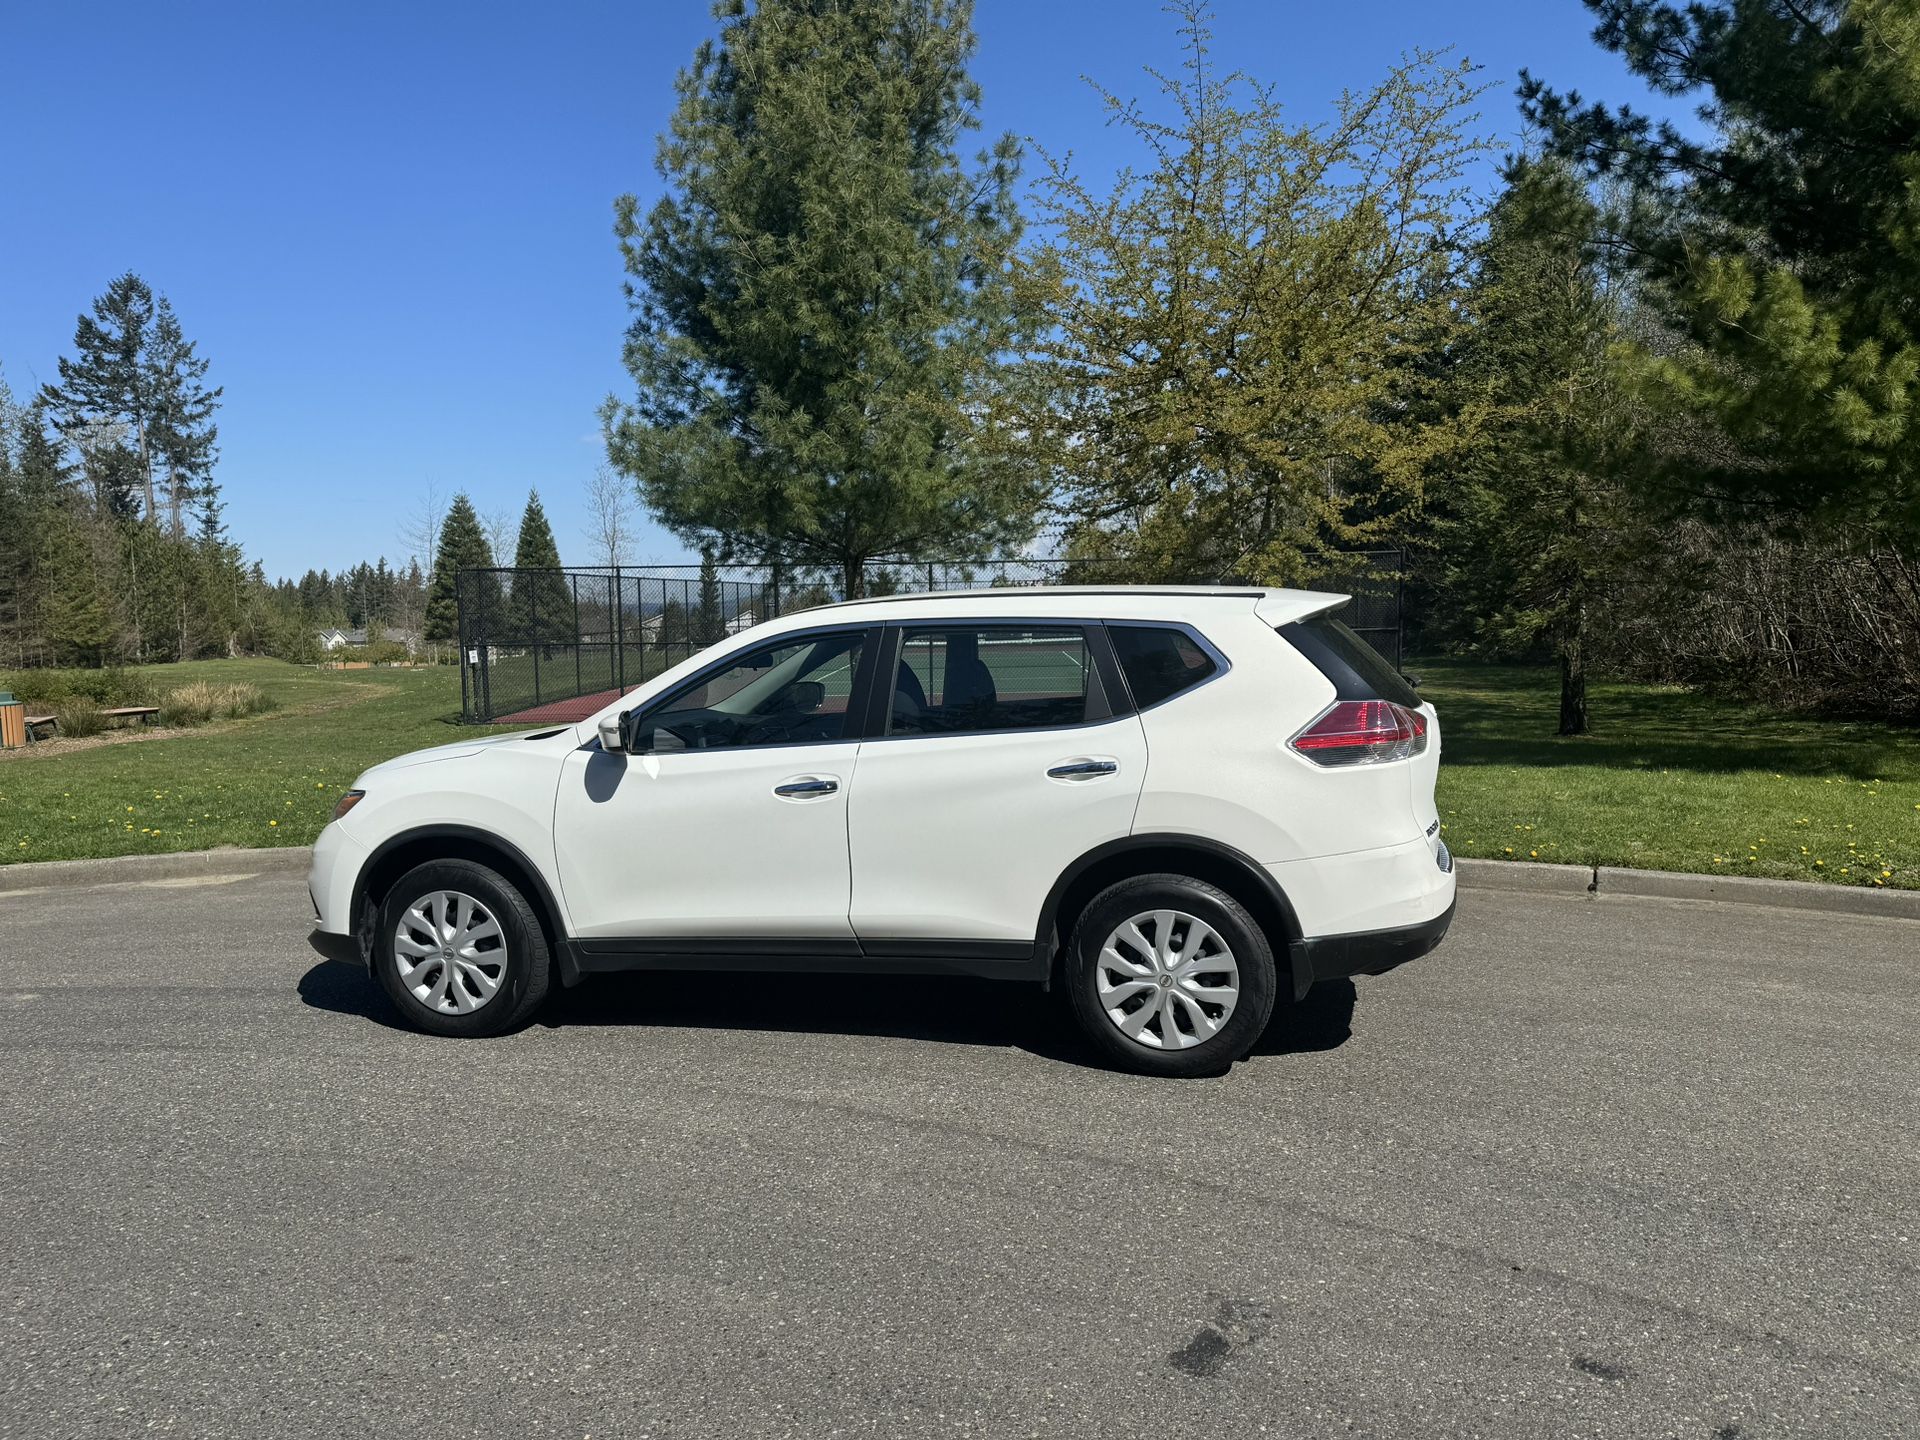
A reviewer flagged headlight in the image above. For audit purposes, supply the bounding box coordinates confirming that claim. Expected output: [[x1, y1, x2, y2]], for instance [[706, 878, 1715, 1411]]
[[332, 789, 365, 821]]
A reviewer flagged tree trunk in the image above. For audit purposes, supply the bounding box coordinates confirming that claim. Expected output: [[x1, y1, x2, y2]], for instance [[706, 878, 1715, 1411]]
[[137, 418, 159, 526], [842, 556, 864, 601], [1558, 633, 1589, 736]]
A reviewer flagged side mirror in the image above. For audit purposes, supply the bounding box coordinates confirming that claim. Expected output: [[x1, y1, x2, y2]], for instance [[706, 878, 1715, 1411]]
[[791, 680, 826, 712], [598, 711, 627, 754]]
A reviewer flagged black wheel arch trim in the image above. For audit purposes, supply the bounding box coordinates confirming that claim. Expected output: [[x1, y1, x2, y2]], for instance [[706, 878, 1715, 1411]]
[[347, 824, 573, 982], [1036, 833, 1313, 998]]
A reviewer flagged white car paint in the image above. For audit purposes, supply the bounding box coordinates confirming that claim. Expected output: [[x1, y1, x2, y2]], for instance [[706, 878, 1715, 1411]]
[[310, 585, 1453, 962], [847, 715, 1149, 943]]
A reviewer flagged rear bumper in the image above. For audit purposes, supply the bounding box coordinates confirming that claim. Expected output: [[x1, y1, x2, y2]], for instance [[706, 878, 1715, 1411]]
[[1291, 895, 1456, 985]]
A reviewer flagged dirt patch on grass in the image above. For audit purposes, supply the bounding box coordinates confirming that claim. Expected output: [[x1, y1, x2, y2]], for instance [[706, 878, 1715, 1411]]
[[1, 724, 204, 761]]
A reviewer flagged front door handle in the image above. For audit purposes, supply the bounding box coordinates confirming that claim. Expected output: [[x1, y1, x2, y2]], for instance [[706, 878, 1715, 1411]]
[[774, 776, 839, 799], [1047, 758, 1119, 780]]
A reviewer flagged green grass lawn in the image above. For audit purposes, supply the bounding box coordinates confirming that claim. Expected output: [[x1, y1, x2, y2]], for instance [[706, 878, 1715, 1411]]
[[3, 655, 1915, 888], [1, 660, 527, 865], [1420, 658, 1920, 889]]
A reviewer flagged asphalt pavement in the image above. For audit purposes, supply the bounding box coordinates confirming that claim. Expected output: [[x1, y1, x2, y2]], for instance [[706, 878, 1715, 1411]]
[[0, 867, 1915, 1439]]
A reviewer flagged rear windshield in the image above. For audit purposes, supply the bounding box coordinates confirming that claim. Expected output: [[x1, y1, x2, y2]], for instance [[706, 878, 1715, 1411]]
[[1278, 612, 1419, 707]]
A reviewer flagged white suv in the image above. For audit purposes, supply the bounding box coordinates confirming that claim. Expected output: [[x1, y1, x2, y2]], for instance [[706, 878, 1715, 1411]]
[[309, 587, 1454, 1076]]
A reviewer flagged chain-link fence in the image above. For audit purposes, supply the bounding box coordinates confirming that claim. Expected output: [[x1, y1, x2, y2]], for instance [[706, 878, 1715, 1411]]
[[455, 553, 1402, 723]]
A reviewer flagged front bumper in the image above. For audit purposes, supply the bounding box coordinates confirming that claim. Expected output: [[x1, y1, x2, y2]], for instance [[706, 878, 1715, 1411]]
[[1291, 896, 1456, 985], [308, 820, 370, 937]]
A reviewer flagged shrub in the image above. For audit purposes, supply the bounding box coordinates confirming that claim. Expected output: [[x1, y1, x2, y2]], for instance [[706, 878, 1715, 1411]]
[[51, 698, 105, 737], [158, 681, 278, 727], [0, 666, 160, 709]]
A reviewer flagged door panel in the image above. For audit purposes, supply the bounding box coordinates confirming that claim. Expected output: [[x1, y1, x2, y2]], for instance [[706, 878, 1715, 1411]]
[[849, 718, 1148, 944], [554, 744, 858, 939], [551, 626, 875, 941]]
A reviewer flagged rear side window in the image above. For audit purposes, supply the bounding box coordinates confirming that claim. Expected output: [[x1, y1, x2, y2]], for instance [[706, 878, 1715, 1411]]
[[1109, 625, 1218, 708], [891, 626, 1090, 734], [1279, 612, 1419, 707]]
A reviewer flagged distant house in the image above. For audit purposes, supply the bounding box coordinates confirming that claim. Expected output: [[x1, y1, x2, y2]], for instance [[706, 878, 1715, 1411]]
[[317, 626, 420, 653], [724, 608, 759, 635]]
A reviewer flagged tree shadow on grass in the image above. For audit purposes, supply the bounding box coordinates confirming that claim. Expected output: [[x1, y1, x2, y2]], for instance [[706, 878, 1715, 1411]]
[[1421, 661, 1908, 779]]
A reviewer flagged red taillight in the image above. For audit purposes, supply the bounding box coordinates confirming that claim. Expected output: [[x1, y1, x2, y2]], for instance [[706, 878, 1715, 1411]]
[[1289, 700, 1428, 767]]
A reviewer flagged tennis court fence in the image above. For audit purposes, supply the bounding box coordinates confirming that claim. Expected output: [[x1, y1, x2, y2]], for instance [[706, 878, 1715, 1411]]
[[454, 553, 1403, 724]]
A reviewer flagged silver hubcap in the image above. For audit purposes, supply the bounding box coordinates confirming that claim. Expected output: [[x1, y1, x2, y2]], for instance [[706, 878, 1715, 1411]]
[[393, 890, 507, 1015], [1095, 909, 1240, 1051]]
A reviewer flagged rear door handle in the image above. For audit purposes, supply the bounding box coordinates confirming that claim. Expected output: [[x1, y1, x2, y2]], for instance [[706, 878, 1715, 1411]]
[[774, 776, 839, 799], [1047, 758, 1119, 780]]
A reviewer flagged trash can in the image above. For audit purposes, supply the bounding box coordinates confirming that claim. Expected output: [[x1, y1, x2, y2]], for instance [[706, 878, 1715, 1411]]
[[0, 692, 24, 750]]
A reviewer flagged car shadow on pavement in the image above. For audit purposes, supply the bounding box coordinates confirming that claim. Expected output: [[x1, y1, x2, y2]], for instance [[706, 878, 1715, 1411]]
[[297, 940, 1358, 1070]]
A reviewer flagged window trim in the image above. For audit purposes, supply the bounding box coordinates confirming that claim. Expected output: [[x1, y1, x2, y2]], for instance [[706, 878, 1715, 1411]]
[[861, 619, 1123, 744], [1100, 619, 1233, 715], [623, 624, 886, 754]]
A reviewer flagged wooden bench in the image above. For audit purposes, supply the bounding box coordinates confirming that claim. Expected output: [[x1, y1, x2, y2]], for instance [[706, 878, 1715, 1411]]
[[22, 706, 159, 742]]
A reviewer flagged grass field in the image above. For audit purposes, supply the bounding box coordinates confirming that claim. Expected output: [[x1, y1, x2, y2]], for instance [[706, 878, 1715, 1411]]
[[1419, 658, 1919, 888], [2, 656, 1915, 887], [0, 660, 525, 865]]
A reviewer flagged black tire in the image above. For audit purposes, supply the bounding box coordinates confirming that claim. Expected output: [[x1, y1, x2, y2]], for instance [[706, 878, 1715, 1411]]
[[1063, 873, 1278, 1077], [373, 859, 552, 1037]]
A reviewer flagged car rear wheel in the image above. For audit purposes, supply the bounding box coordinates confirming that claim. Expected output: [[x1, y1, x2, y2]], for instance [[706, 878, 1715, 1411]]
[[373, 859, 551, 1036], [1064, 874, 1278, 1076]]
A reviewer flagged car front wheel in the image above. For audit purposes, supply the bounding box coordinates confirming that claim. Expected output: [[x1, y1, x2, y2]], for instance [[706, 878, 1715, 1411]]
[[1064, 873, 1278, 1076], [373, 859, 551, 1036]]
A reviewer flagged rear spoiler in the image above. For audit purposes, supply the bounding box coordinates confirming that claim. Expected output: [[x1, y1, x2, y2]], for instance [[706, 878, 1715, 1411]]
[[1251, 589, 1349, 629]]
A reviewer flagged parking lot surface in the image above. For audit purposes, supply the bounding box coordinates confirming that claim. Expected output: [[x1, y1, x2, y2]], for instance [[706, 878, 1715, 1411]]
[[1, 869, 1915, 1438]]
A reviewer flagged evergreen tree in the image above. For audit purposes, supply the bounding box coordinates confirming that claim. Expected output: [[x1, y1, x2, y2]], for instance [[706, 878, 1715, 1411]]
[[695, 546, 724, 643], [657, 597, 692, 658], [39, 275, 222, 534], [40, 274, 159, 520], [147, 296, 222, 537], [1441, 159, 1645, 735], [605, 0, 1039, 596], [509, 489, 573, 644], [424, 493, 498, 645], [1521, 0, 1920, 541]]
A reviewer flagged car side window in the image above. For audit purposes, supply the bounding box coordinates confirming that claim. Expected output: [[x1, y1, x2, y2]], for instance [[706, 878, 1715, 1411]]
[[1109, 625, 1219, 708], [890, 626, 1091, 735], [633, 632, 866, 751]]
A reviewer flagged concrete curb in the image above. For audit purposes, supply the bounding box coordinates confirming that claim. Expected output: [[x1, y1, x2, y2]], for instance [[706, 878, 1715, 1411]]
[[3, 845, 1915, 921], [0, 845, 311, 894], [1455, 858, 1595, 897], [1458, 856, 1920, 921]]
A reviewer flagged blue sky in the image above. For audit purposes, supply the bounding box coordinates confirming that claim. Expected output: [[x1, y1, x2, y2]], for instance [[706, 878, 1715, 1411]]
[[0, 1, 1679, 580]]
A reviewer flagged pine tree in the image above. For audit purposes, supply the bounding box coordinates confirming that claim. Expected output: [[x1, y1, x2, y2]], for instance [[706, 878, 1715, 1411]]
[[424, 493, 499, 645], [39, 275, 222, 534], [605, 0, 1039, 596], [40, 274, 159, 520], [509, 489, 572, 644], [147, 296, 222, 537], [695, 546, 724, 643], [1440, 159, 1646, 735], [1521, 0, 1920, 541]]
